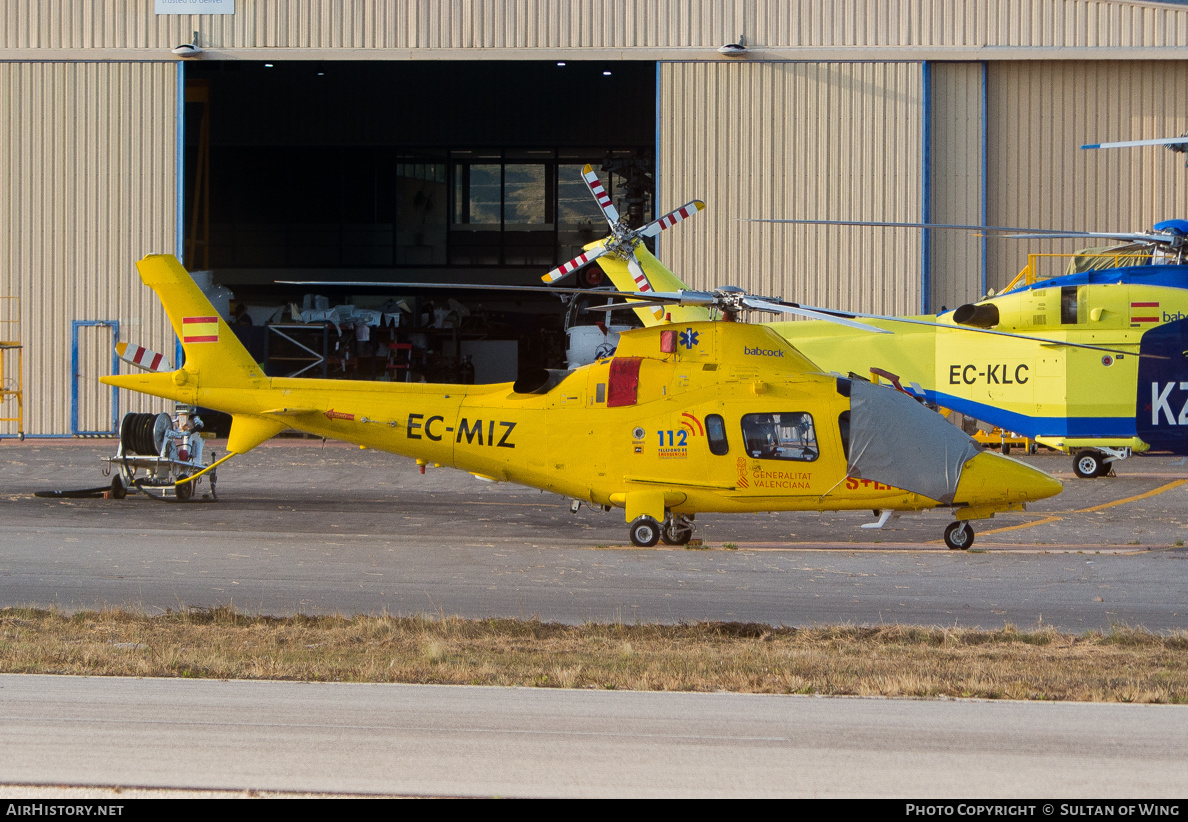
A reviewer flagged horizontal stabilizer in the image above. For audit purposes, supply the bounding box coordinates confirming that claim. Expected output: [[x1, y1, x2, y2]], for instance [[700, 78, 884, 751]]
[[100, 370, 191, 403]]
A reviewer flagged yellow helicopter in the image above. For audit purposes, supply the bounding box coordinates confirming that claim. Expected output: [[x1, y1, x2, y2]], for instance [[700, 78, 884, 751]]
[[101, 254, 1061, 550], [546, 165, 1188, 479]]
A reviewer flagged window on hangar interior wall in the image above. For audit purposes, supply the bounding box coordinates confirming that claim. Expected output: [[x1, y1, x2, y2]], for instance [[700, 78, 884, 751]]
[[185, 61, 656, 275], [450, 150, 654, 268]]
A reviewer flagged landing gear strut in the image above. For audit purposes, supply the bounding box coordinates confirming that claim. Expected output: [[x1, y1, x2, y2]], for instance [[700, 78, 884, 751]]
[[660, 513, 694, 546]]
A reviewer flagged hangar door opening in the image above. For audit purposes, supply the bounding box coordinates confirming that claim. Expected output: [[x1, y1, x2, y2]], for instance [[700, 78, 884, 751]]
[[184, 61, 656, 385]]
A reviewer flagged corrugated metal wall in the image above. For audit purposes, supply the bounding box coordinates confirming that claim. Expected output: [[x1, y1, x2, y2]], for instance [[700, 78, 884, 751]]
[[3, 1, 1188, 53], [749, 0, 1188, 49], [4, 4, 1188, 434], [658, 61, 924, 317], [986, 60, 1188, 291], [0, 62, 176, 435], [929, 61, 983, 311]]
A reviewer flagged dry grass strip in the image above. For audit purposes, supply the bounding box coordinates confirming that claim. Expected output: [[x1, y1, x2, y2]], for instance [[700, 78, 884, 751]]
[[2, 607, 1186, 703]]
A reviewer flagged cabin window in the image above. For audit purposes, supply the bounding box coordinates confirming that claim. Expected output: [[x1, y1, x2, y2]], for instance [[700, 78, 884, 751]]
[[740, 412, 818, 462], [705, 414, 729, 455]]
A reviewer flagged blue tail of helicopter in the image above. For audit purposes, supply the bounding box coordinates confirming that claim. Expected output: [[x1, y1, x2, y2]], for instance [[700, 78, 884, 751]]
[[1136, 318, 1188, 452]]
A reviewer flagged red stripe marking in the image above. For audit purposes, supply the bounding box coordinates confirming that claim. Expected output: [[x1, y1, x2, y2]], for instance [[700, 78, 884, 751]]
[[1132, 317, 1159, 323], [149, 352, 163, 370], [183, 316, 218, 324], [131, 347, 147, 365], [184, 335, 219, 343], [1131, 302, 1159, 308]]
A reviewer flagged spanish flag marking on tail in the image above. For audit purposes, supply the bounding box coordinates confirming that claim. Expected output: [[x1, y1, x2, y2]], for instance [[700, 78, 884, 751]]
[[182, 316, 220, 344]]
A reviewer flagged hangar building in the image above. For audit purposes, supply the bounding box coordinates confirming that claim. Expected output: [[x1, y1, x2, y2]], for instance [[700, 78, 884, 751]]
[[2, 0, 1187, 436]]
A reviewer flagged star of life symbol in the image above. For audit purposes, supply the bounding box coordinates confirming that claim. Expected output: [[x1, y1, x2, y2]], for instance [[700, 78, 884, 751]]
[[679, 328, 699, 349]]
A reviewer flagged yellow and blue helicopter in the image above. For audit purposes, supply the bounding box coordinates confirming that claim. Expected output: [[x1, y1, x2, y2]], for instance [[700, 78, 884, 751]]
[[545, 164, 1188, 479], [101, 254, 1061, 550]]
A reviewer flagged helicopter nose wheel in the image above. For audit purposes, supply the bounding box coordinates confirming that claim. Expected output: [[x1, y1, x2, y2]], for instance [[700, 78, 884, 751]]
[[659, 513, 695, 546], [629, 516, 662, 547], [944, 521, 974, 550]]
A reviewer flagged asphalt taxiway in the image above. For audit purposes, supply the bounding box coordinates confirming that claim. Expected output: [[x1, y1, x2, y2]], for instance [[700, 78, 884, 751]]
[[2, 674, 1186, 798], [3, 440, 1188, 798], [2, 440, 1186, 631]]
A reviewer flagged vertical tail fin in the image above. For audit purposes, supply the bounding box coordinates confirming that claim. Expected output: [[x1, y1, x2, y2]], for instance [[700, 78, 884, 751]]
[[136, 254, 264, 385], [593, 244, 713, 326]]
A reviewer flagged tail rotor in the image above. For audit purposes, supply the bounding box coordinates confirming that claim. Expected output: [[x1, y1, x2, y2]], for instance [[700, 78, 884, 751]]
[[541, 164, 705, 288]]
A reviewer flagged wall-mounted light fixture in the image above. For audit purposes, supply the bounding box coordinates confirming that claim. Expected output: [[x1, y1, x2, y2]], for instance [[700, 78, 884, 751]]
[[718, 34, 747, 55], [172, 31, 202, 57]]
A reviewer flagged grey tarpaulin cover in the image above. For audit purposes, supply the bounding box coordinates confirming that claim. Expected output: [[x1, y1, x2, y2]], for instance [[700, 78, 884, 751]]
[[847, 379, 982, 504]]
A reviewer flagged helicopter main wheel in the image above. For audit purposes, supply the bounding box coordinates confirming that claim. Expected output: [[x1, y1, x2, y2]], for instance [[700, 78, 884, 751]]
[[629, 516, 661, 548], [1073, 450, 1107, 479], [944, 521, 974, 551], [110, 475, 127, 500], [660, 516, 694, 546], [175, 475, 193, 502], [1001, 443, 1011, 456]]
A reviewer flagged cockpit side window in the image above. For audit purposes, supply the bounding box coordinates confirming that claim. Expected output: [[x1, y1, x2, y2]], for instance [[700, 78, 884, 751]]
[[740, 412, 818, 462], [706, 414, 729, 456], [838, 410, 850, 461]]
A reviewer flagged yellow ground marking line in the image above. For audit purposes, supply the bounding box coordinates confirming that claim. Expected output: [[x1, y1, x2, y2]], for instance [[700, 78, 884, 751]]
[[1071, 479, 1188, 512], [979, 479, 1188, 536], [977, 516, 1064, 536]]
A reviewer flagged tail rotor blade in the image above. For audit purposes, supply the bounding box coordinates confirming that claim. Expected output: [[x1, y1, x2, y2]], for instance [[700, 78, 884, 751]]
[[541, 245, 609, 284], [638, 200, 706, 238], [115, 341, 172, 372], [582, 164, 621, 227], [626, 253, 654, 294]]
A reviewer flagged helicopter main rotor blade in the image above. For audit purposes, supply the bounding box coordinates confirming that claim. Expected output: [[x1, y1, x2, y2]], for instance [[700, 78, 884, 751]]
[[748, 218, 1183, 248], [582, 300, 676, 313], [277, 279, 664, 301], [740, 297, 893, 333], [741, 218, 1076, 234], [637, 200, 706, 238], [582, 163, 621, 228], [541, 244, 611, 284], [1082, 136, 1188, 150], [1004, 231, 1172, 243]]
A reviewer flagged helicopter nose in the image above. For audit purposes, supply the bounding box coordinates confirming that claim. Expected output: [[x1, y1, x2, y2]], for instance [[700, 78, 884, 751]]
[[952, 452, 1063, 506]]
